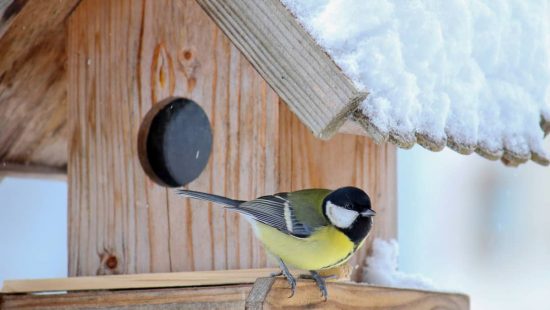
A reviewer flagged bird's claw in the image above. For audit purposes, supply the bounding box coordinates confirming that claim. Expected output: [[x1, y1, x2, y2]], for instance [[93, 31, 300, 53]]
[[275, 258, 297, 298], [286, 274, 297, 298], [280, 267, 296, 298], [309, 271, 328, 301]]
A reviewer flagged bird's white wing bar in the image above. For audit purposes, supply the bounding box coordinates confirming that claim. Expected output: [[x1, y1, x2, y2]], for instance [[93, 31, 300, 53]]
[[283, 201, 294, 233], [233, 194, 314, 238]]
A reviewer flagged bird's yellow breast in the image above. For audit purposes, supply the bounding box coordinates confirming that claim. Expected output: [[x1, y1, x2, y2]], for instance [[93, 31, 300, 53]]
[[253, 223, 357, 271]]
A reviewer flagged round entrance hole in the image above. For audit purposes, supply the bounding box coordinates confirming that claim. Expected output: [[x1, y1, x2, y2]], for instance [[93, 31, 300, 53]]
[[138, 97, 212, 187]]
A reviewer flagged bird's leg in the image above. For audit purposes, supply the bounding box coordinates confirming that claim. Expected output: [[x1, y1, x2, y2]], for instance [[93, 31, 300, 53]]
[[309, 270, 328, 301], [273, 258, 296, 298]]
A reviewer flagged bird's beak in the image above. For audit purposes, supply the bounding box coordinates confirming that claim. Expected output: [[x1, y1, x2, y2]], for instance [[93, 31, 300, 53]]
[[361, 209, 376, 217]]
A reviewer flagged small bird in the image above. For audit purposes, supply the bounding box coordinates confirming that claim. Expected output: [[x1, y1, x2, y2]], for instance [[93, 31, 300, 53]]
[[177, 186, 375, 299]]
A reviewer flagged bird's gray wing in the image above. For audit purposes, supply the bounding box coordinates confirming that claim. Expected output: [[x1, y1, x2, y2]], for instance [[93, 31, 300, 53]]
[[228, 193, 325, 238]]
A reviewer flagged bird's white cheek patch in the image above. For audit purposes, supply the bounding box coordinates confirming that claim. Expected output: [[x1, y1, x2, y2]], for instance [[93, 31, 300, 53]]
[[326, 201, 358, 228]]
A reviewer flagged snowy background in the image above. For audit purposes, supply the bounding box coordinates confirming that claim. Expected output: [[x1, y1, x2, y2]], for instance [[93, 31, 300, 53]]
[[1, 142, 549, 309]]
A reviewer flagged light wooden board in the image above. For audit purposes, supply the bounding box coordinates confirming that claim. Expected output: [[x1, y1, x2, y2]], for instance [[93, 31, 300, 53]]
[[260, 278, 469, 310], [0, 285, 252, 310], [0, 162, 66, 180], [67, 0, 280, 276], [1, 269, 278, 293], [197, 0, 366, 139], [67, 0, 396, 280], [0, 0, 79, 169], [0, 277, 469, 310]]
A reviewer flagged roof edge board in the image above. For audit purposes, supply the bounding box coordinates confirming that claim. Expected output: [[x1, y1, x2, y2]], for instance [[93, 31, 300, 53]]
[[196, 0, 361, 139]]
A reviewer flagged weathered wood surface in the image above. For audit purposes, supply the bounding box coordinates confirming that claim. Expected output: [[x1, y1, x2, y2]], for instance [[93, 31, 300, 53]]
[[0, 278, 468, 310], [68, 0, 396, 280], [0, 0, 80, 169], [0, 285, 252, 310], [278, 102, 397, 281], [0, 162, 66, 180], [197, 0, 366, 139], [249, 278, 469, 310], [68, 0, 280, 276], [1, 268, 278, 293]]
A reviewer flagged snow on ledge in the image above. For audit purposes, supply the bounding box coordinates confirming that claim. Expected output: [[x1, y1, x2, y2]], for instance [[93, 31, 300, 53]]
[[282, 0, 550, 166], [363, 239, 435, 290]]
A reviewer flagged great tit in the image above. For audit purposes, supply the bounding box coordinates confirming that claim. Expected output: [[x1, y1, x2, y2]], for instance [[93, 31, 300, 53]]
[[177, 186, 375, 299]]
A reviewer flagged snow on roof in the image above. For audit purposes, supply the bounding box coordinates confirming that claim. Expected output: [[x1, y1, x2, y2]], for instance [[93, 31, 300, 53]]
[[282, 0, 550, 166]]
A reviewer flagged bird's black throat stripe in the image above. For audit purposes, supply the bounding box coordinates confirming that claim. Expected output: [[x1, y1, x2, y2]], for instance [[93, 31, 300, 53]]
[[339, 216, 373, 244], [319, 217, 372, 269]]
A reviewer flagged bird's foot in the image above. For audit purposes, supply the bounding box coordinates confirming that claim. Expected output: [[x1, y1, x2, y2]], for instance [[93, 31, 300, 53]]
[[306, 270, 328, 301], [275, 258, 296, 298], [270, 270, 283, 277]]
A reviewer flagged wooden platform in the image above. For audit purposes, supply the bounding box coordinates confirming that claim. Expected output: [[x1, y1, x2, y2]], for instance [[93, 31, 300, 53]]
[[1, 270, 469, 309]]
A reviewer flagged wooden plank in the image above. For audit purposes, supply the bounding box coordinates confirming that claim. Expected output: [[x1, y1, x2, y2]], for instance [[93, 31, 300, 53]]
[[0, 0, 80, 169], [0, 279, 468, 310], [0, 285, 252, 310], [0, 162, 66, 180], [196, 0, 366, 139], [278, 102, 397, 281], [67, 0, 279, 276], [257, 278, 469, 309], [339, 119, 368, 136], [1, 269, 278, 293], [68, 0, 396, 279]]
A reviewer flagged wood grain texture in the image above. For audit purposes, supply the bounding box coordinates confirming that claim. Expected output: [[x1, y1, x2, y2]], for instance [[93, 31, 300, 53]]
[[0, 280, 468, 310], [257, 278, 469, 310], [0, 0, 80, 169], [196, 0, 366, 139], [278, 102, 397, 281], [1, 268, 278, 293], [68, 0, 279, 277], [0, 161, 66, 180], [0, 285, 252, 310], [68, 0, 395, 280]]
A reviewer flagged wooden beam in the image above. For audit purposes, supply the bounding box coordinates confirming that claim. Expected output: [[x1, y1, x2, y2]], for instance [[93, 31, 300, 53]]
[[0, 285, 252, 310], [249, 278, 469, 309], [0, 277, 469, 310], [0, 162, 66, 180], [1, 269, 278, 293], [196, 0, 366, 139], [0, 0, 80, 169]]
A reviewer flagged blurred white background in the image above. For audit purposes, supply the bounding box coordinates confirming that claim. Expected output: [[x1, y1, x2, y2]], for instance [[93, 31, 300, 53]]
[[398, 139, 550, 309], [0, 178, 67, 284], [1, 139, 549, 309]]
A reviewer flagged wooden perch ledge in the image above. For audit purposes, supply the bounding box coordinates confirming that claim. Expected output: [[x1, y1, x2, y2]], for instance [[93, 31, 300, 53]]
[[1, 269, 469, 309]]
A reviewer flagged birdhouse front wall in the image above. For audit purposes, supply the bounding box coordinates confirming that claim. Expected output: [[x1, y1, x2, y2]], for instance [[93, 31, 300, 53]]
[[67, 0, 396, 279]]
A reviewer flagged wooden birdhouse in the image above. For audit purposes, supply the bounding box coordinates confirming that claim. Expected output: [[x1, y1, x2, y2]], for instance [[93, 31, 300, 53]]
[[7, 0, 548, 308]]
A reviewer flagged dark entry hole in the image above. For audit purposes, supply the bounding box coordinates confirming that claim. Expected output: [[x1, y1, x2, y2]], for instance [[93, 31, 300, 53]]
[[138, 97, 212, 187]]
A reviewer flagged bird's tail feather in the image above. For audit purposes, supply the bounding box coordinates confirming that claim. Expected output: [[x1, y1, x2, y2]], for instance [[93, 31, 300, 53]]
[[176, 189, 244, 207]]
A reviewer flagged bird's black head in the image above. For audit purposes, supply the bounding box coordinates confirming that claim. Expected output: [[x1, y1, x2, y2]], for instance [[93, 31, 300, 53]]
[[322, 187, 375, 244]]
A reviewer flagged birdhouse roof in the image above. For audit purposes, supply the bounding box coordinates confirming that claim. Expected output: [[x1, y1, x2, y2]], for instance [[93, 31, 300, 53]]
[[198, 0, 550, 166], [1, 0, 548, 175]]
